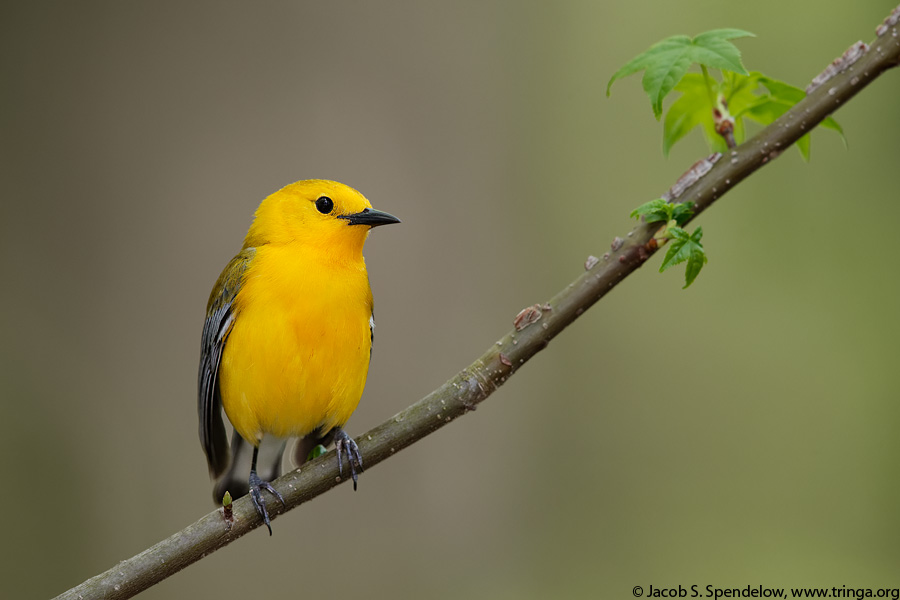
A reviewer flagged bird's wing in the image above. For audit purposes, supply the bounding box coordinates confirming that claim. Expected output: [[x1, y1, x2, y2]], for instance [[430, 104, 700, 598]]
[[198, 247, 256, 479], [369, 311, 375, 358]]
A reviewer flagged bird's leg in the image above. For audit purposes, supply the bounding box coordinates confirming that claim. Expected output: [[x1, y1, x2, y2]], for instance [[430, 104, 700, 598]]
[[248, 445, 285, 535], [333, 428, 363, 490]]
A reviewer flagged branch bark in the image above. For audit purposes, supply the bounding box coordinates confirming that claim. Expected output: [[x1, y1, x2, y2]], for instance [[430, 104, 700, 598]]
[[54, 7, 900, 600]]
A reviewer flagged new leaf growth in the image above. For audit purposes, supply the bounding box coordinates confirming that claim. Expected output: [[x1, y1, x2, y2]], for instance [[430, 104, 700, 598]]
[[631, 199, 707, 288], [608, 29, 843, 158]]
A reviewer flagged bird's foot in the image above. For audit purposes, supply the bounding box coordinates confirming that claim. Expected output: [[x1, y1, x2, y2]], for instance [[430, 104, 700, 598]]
[[248, 470, 285, 535], [334, 429, 363, 490]]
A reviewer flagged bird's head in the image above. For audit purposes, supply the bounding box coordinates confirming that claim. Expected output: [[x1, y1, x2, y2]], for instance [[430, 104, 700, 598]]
[[243, 180, 399, 257]]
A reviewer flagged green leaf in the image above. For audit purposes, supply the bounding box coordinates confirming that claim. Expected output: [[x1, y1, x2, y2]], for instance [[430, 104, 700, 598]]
[[821, 116, 844, 140], [663, 70, 763, 156], [682, 228, 708, 287], [307, 444, 328, 461], [733, 73, 846, 160], [663, 70, 846, 159], [671, 201, 694, 226], [608, 29, 754, 120], [660, 226, 707, 288], [631, 199, 694, 232], [666, 226, 691, 243], [758, 74, 847, 154], [691, 29, 755, 74], [663, 74, 710, 156], [630, 198, 670, 223]]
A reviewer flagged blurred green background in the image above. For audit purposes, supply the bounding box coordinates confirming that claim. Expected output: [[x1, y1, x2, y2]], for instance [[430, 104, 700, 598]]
[[3, 2, 899, 598]]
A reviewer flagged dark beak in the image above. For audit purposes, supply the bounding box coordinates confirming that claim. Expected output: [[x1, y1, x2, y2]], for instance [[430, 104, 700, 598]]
[[338, 207, 401, 227]]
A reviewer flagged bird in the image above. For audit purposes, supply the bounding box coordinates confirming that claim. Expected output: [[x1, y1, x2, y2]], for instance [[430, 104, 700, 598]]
[[198, 179, 399, 534]]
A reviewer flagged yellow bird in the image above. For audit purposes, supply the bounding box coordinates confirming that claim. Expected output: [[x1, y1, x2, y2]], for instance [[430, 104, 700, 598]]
[[198, 179, 399, 533]]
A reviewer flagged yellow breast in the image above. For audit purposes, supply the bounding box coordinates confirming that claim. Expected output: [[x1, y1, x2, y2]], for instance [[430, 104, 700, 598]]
[[219, 243, 373, 443]]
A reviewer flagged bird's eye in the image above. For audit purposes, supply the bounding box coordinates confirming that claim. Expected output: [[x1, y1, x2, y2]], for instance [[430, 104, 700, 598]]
[[315, 196, 334, 214]]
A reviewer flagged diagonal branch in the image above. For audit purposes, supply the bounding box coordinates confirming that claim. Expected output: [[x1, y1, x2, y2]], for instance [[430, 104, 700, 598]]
[[53, 7, 900, 600]]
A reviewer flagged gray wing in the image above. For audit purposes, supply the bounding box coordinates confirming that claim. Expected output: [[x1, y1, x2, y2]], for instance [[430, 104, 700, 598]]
[[198, 248, 255, 479]]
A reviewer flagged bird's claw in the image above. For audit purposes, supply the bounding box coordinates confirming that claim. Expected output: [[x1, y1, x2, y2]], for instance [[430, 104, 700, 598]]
[[248, 471, 285, 535], [334, 429, 363, 490]]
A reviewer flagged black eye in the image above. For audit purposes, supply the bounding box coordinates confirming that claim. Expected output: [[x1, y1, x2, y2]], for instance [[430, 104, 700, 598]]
[[315, 196, 334, 214]]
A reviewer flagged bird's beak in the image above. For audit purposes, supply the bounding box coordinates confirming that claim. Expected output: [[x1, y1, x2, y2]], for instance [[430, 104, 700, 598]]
[[338, 207, 401, 227]]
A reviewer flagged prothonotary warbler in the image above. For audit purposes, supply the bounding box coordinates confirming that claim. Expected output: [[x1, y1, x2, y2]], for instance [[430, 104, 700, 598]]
[[198, 179, 399, 533]]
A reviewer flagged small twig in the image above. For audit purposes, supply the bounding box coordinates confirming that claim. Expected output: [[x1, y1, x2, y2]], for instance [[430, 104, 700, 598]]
[[701, 65, 738, 149]]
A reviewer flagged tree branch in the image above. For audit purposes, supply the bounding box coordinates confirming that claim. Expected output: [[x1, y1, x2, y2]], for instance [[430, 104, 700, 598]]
[[54, 7, 900, 600]]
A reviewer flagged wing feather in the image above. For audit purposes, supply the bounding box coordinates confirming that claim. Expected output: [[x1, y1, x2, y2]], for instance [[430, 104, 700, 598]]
[[198, 247, 255, 479]]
